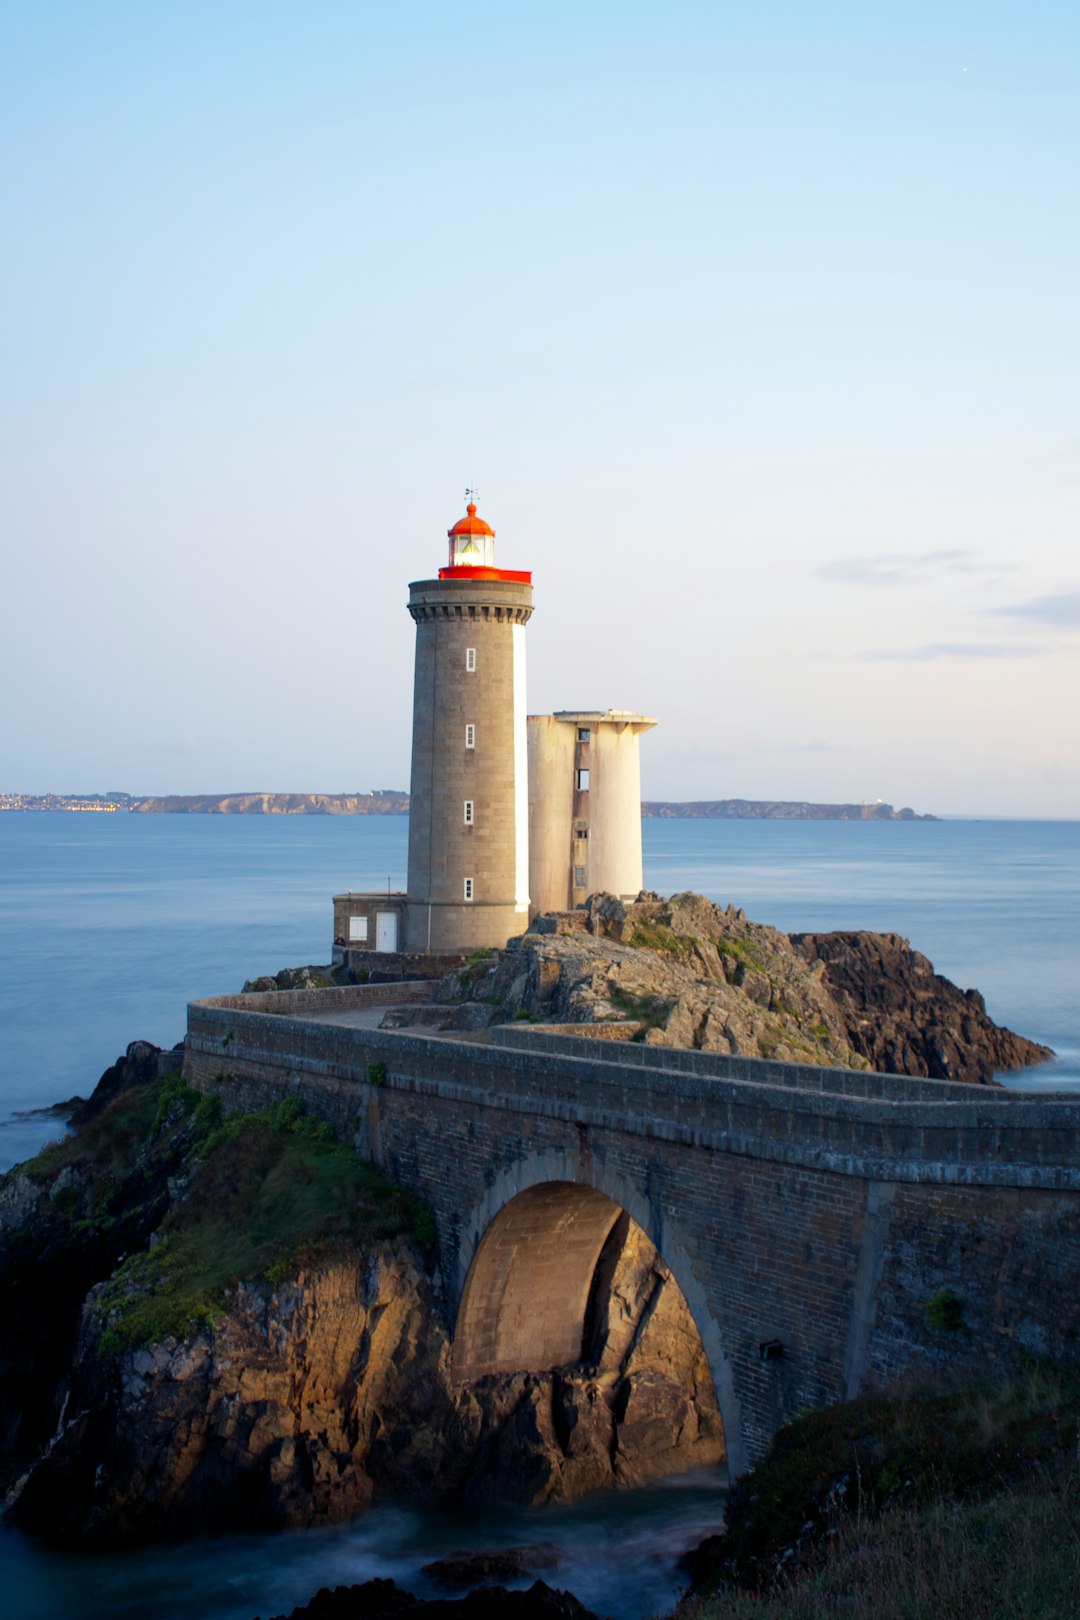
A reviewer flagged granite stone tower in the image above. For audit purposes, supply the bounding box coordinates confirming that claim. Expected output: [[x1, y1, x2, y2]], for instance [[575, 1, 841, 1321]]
[[403, 501, 534, 953]]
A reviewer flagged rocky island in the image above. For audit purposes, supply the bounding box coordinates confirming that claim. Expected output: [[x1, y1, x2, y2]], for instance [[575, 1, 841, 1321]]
[[362, 891, 1049, 1086]]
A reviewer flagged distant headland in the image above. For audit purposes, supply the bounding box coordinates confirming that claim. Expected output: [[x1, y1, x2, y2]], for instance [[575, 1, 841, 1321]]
[[0, 790, 935, 820]]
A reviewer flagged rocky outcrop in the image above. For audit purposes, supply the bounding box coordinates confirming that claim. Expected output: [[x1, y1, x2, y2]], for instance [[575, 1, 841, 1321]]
[[789, 931, 1052, 1084], [6, 1221, 722, 1546], [416, 892, 1050, 1084], [0, 1046, 196, 1495], [6, 1246, 452, 1543], [242, 964, 349, 994]]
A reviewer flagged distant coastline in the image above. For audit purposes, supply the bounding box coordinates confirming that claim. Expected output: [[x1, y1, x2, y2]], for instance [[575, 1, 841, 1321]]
[[1, 790, 935, 821]]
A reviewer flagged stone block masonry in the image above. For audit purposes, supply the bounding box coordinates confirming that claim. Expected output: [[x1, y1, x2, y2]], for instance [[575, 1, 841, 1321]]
[[185, 987, 1080, 1474]]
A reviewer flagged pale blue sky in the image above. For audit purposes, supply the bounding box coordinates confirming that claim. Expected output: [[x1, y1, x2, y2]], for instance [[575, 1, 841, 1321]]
[[2, 1, 1077, 815]]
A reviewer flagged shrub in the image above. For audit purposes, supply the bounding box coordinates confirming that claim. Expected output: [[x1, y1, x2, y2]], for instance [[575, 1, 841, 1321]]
[[924, 1287, 967, 1334]]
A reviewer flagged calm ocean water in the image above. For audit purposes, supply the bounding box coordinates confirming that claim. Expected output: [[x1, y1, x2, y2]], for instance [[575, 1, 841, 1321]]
[[1, 813, 1077, 1164], [0, 811, 1078, 1619]]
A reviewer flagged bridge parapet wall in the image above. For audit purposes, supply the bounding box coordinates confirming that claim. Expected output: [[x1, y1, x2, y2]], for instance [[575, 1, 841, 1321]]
[[493, 1024, 1040, 1104], [186, 998, 1080, 1189], [200, 982, 430, 1018]]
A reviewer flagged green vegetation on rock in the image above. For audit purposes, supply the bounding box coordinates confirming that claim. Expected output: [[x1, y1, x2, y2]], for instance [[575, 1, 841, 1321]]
[[55, 1086, 439, 1358], [684, 1367, 1080, 1618]]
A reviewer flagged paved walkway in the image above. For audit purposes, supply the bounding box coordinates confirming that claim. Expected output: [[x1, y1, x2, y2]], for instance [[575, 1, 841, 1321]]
[[298, 1007, 397, 1030]]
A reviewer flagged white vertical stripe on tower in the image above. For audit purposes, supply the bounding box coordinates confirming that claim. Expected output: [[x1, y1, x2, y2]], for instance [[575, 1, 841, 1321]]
[[512, 622, 529, 908]]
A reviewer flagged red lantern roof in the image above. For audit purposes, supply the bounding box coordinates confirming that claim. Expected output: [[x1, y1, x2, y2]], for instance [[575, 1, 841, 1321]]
[[448, 502, 495, 539]]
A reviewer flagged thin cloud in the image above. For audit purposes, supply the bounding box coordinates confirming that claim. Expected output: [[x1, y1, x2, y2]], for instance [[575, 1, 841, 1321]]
[[818, 550, 978, 587], [990, 590, 1080, 630], [861, 642, 1043, 662]]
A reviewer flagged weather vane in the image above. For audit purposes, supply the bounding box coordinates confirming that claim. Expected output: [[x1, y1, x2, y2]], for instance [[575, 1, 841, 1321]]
[[464, 484, 479, 507]]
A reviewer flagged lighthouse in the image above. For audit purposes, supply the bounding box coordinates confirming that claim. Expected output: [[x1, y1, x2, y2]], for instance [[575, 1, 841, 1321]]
[[403, 499, 534, 953]]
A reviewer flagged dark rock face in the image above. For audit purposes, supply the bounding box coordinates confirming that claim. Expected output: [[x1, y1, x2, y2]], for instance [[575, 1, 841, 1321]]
[[67, 1038, 181, 1127], [4, 1218, 722, 1546], [790, 932, 1053, 1085], [422, 1547, 560, 1590], [0, 1044, 194, 1494], [261, 1578, 600, 1620]]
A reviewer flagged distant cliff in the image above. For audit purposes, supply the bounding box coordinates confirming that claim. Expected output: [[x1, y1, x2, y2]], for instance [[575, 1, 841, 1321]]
[[135, 792, 409, 815], [640, 800, 935, 821], [130, 793, 934, 819]]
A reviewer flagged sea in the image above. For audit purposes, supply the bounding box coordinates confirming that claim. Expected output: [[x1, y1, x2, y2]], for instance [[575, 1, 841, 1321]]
[[1, 811, 1078, 1620]]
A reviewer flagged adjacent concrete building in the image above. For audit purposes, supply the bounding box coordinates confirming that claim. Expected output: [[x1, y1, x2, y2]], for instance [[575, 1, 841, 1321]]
[[528, 710, 658, 917]]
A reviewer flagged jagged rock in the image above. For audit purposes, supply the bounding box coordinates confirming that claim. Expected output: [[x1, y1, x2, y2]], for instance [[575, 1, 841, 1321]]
[[242, 965, 343, 994], [66, 1040, 181, 1127], [790, 931, 1053, 1085], [261, 1577, 600, 1620], [422, 1544, 560, 1589], [0, 1060, 201, 1493], [407, 891, 1051, 1085]]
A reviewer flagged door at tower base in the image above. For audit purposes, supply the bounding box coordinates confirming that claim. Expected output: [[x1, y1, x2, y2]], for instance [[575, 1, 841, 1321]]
[[404, 565, 534, 955], [528, 710, 658, 918]]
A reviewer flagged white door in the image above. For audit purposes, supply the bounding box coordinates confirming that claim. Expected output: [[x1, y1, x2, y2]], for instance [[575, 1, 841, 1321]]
[[375, 912, 398, 952]]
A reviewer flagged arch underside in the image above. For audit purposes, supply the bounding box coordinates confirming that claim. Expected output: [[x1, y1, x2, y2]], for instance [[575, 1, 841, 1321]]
[[451, 1180, 727, 1497], [454, 1182, 623, 1381]]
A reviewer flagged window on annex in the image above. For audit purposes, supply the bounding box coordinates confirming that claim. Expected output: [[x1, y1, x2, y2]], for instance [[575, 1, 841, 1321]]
[[348, 916, 369, 942]]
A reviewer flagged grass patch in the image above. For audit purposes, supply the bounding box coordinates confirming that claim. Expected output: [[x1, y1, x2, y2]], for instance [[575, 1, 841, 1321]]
[[686, 1482, 1080, 1619], [21, 1077, 201, 1190], [715, 934, 767, 973], [687, 1367, 1080, 1601], [608, 985, 666, 1034], [94, 1095, 436, 1356], [629, 921, 699, 962]]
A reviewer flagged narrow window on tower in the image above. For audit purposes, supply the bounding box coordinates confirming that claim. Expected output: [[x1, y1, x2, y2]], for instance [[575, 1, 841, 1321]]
[[463, 800, 474, 825], [465, 647, 477, 672], [577, 769, 590, 790], [464, 877, 474, 901], [465, 723, 476, 749]]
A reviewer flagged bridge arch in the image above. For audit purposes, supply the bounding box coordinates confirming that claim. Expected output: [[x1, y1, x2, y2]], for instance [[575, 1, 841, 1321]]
[[450, 1149, 747, 1476]]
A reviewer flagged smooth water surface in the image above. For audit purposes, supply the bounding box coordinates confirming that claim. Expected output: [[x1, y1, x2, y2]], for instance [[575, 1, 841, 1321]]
[[1, 814, 1078, 1167], [2, 1467, 727, 1620]]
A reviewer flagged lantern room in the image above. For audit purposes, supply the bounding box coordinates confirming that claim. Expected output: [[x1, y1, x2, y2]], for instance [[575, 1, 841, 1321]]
[[440, 499, 532, 584], [447, 502, 495, 569]]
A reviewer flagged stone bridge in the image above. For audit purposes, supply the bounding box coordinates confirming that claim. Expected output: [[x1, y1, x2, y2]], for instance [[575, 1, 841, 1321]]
[[185, 983, 1080, 1475]]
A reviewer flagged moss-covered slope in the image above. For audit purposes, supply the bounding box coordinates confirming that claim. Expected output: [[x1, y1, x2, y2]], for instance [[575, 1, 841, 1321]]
[[684, 1368, 1080, 1618]]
